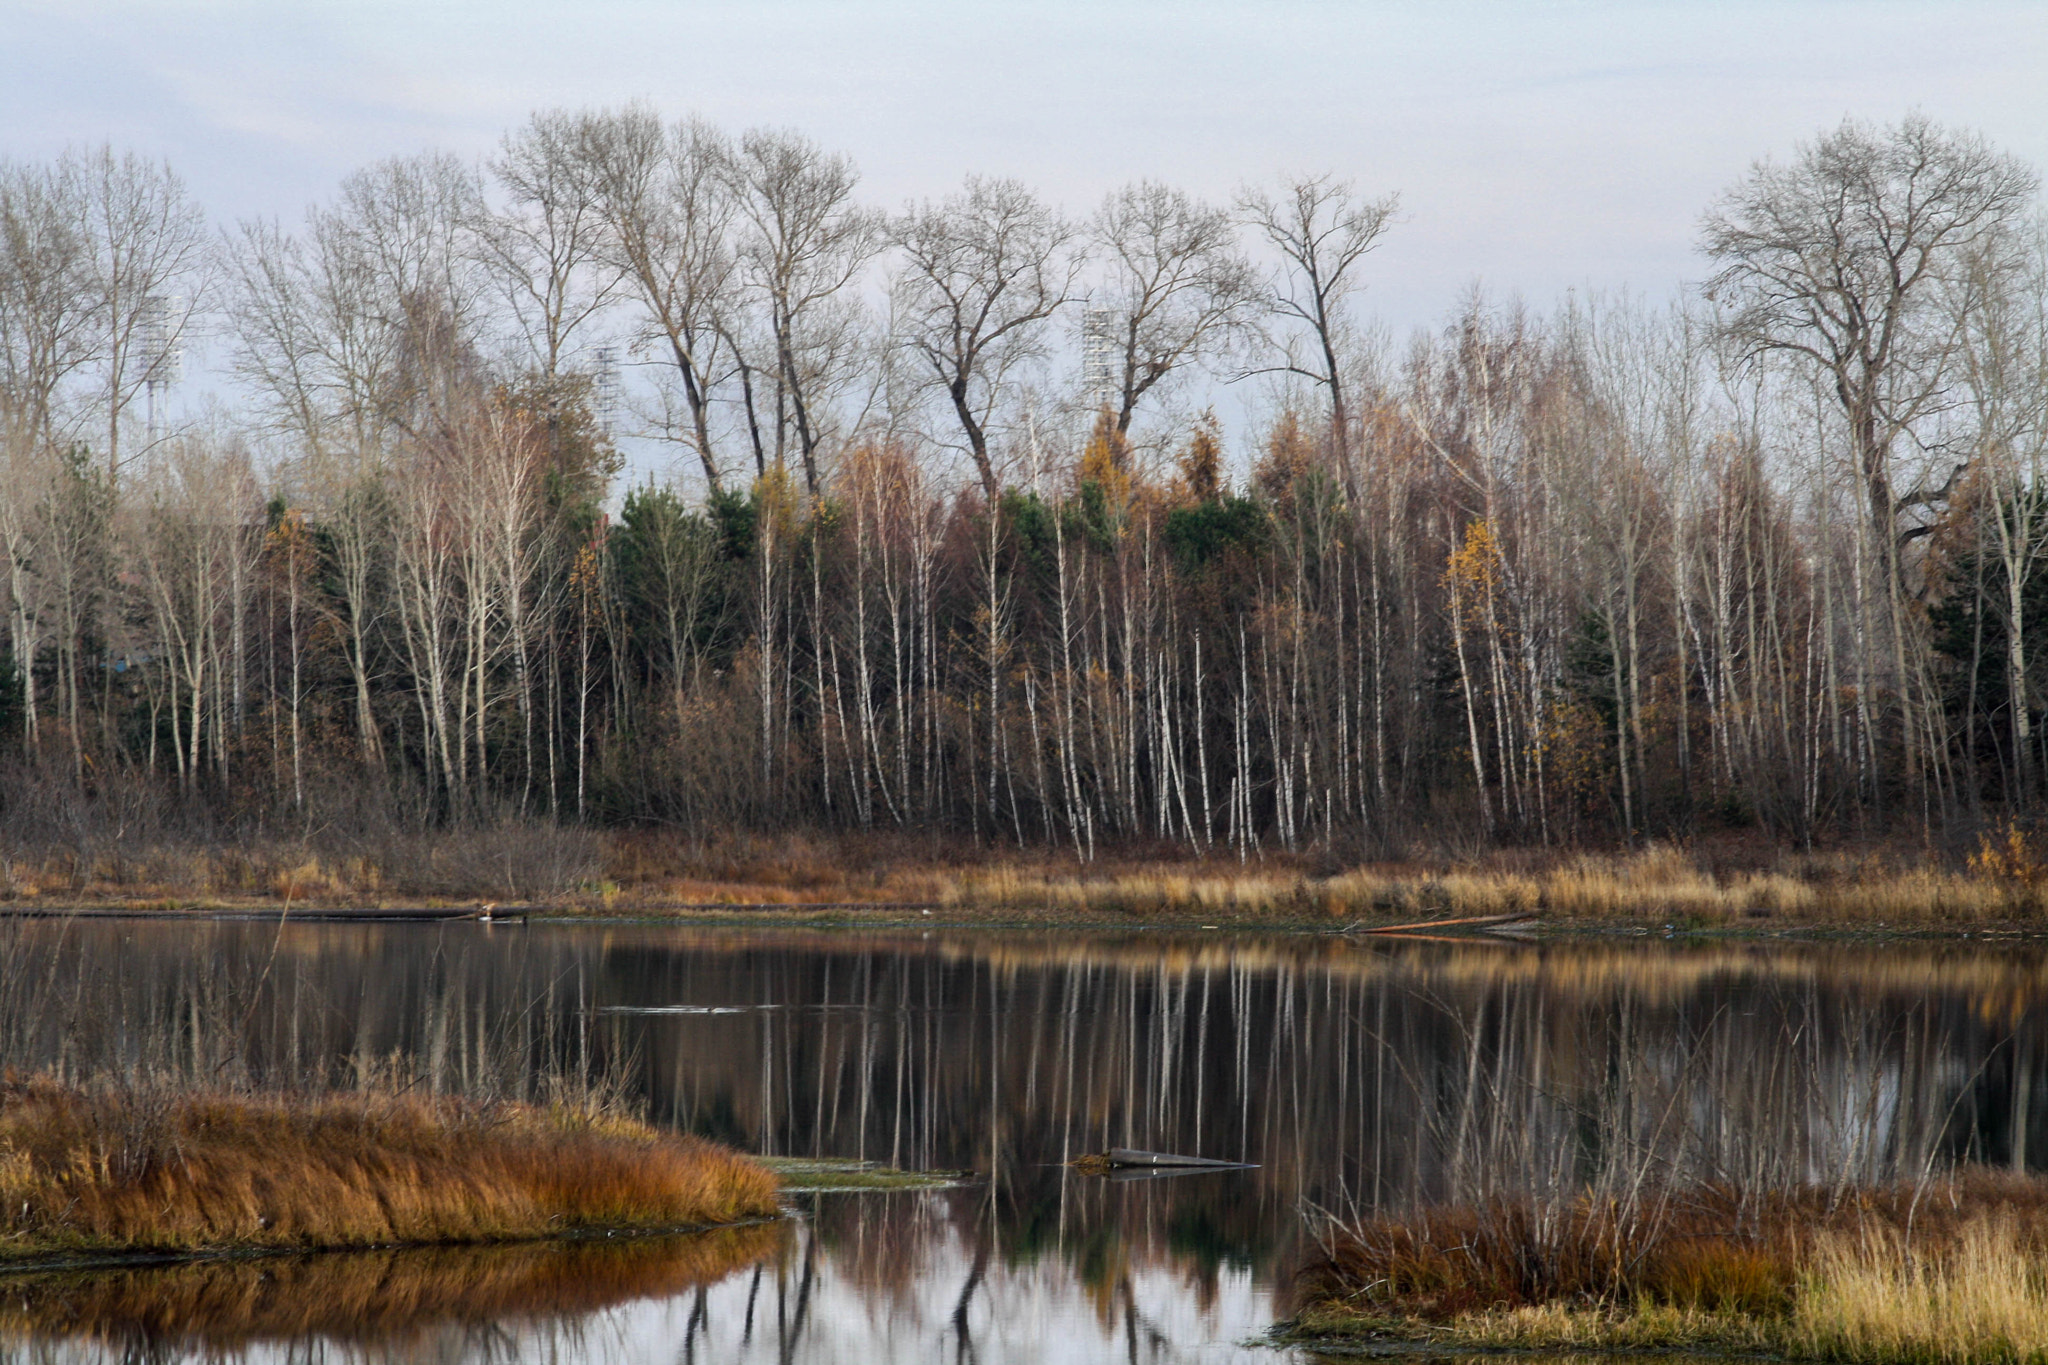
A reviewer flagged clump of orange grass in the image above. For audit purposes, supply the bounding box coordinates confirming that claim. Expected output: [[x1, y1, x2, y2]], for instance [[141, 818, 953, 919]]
[[0, 1076, 779, 1260]]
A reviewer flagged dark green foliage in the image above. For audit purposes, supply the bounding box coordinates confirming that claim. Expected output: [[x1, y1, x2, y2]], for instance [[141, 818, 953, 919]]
[[611, 483, 735, 683], [708, 487, 757, 562], [0, 653, 23, 742], [1564, 611, 1621, 729], [1164, 497, 1268, 574], [997, 488, 1066, 597], [1073, 479, 1122, 552]]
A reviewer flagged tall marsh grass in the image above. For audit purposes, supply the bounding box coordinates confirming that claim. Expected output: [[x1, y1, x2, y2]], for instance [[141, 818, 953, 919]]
[[1297, 1173, 2048, 1364], [1796, 1218, 2048, 1365], [0, 1076, 780, 1259]]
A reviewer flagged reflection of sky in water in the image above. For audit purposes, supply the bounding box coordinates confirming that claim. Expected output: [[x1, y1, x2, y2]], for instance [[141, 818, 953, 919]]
[[9, 1200, 1296, 1364], [8, 925, 2048, 1361], [657, 1221, 1284, 1365]]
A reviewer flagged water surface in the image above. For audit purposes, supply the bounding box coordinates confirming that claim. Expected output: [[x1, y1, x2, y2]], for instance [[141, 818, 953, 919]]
[[4, 921, 2046, 1361]]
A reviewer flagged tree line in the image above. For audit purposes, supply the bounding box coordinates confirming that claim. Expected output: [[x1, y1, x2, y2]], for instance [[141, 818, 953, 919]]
[[2, 109, 2045, 856]]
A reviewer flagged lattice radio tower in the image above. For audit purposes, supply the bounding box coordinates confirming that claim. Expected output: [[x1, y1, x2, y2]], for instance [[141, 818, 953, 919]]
[[1081, 304, 1117, 413], [590, 346, 620, 438], [140, 295, 183, 442]]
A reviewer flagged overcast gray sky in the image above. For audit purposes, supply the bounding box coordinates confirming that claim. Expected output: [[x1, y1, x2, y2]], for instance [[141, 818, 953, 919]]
[[7, 1, 2044, 337]]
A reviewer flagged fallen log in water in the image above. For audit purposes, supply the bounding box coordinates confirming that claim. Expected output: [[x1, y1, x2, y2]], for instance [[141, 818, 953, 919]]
[[1104, 1148, 1258, 1170]]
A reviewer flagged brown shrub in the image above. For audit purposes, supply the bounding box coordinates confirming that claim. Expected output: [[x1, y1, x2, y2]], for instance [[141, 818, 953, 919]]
[[1296, 1171, 2048, 1323]]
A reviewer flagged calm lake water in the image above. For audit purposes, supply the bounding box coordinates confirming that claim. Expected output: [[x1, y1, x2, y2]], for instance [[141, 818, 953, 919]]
[[4, 919, 2048, 1362]]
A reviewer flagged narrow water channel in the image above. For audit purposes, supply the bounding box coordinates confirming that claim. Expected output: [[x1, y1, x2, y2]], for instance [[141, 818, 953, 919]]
[[3, 920, 2045, 1362]]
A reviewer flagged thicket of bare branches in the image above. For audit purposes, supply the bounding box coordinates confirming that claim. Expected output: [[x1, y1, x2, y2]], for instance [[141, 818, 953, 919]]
[[2, 112, 2047, 863]]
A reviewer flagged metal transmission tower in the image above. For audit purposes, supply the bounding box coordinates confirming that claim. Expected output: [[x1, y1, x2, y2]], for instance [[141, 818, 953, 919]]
[[590, 346, 620, 438], [1081, 304, 1117, 414], [139, 295, 183, 442]]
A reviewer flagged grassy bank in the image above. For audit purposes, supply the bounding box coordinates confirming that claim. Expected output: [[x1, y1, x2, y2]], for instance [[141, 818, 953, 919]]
[[0, 1078, 779, 1261], [1289, 1171, 2048, 1363], [14, 824, 2048, 930]]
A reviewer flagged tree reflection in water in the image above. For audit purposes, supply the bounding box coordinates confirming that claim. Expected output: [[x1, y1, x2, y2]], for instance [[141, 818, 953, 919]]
[[2, 923, 2045, 1362]]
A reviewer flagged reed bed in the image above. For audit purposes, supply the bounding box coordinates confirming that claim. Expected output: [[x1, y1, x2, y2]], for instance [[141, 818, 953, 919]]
[[1293, 1171, 2048, 1363], [939, 840, 2048, 926], [0, 1076, 779, 1260]]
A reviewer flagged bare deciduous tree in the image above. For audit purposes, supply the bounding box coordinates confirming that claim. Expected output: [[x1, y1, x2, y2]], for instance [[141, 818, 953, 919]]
[[1704, 114, 2039, 810], [0, 158, 96, 452], [77, 146, 210, 481], [579, 106, 735, 493], [483, 109, 626, 383], [0, 428, 52, 749], [1703, 113, 2039, 570], [1089, 181, 1255, 437], [890, 177, 1081, 498], [1237, 174, 1398, 464], [225, 151, 485, 460], [725, 127, 885, 495]]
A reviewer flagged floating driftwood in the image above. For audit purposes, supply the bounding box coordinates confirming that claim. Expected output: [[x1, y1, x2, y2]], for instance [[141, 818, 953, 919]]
[[1104, 1166, 1242, 1183], [1068, 1149, 1257, 1175], [1104, 1148, 1258, 1170]]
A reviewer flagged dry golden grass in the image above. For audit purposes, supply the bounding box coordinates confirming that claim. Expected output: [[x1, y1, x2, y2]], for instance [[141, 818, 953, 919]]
[[14, 821, 2048, 928], [0, 820, 602, 907], [0, 1077, 779, 1260], [0, 1224, 783, 1346], [1794, 1218, 2048, 1365], [1294, 1171, 2048, 1364], [1426, 1300, 1775, 1352], [905, 836, 2048, 927]]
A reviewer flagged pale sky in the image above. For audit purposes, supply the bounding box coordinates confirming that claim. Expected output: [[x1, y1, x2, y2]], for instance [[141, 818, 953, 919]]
[[8, 0, 2045, 332], [6, 0, 2046, 479]]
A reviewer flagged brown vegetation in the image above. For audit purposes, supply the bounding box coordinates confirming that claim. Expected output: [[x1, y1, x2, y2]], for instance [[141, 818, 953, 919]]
[[596, 825, 2048, 927], [13, 823, 2048, 929], [0, 1226, 782, 1346], [0, 1077, 780, 1260], [1293, 1171, 2048, 1362]]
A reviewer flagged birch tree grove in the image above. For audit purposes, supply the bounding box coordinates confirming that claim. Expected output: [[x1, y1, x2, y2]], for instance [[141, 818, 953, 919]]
[[4, 110, 2048, 859]]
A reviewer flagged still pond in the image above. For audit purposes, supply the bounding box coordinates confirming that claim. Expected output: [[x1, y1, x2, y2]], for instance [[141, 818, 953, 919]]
[[2, 919, 2044, 1362]]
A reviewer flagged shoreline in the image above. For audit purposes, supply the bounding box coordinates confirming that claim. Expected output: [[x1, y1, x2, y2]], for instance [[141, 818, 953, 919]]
[[11, 836, 2048, 934], [13, 897, 2048, 941]]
